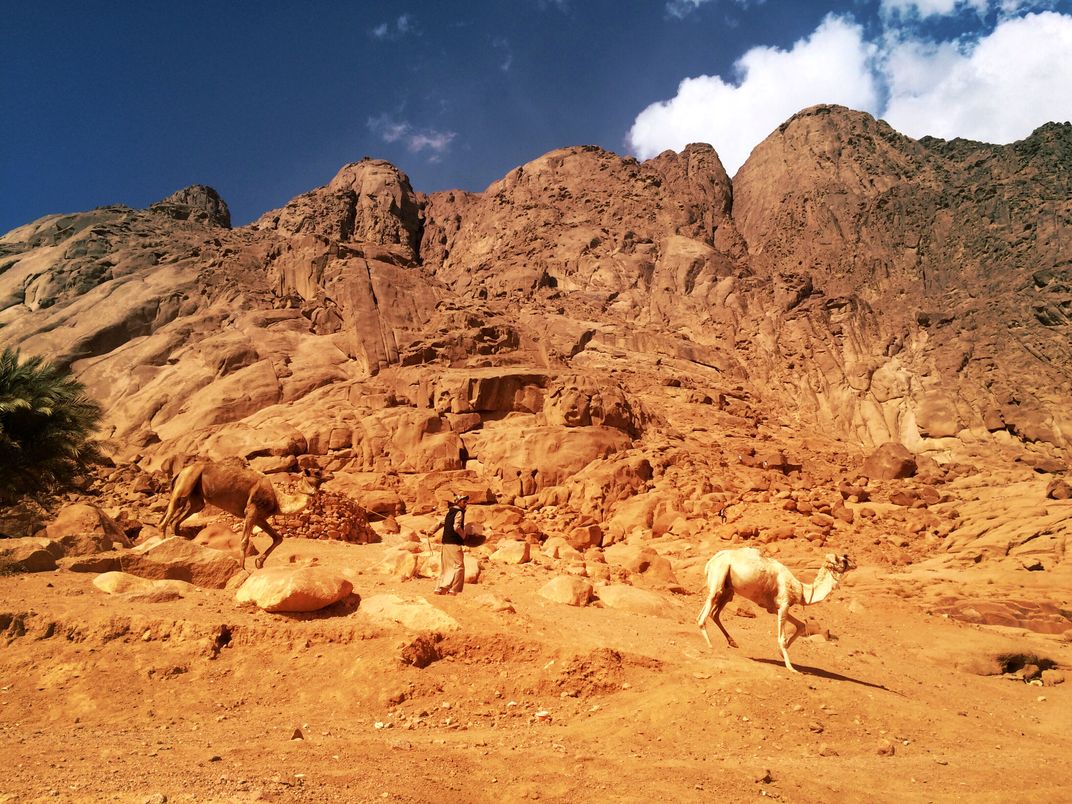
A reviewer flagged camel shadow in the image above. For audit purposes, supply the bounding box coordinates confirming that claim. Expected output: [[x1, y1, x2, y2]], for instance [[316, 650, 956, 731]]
[[750, 657, 899, 693]]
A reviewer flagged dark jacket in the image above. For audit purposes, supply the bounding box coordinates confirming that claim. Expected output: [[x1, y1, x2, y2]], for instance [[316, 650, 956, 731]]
[[441, 504, 466, 546]]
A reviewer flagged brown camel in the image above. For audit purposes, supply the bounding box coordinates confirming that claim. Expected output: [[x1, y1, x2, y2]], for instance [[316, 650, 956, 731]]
[[159, 460, 329, 570]]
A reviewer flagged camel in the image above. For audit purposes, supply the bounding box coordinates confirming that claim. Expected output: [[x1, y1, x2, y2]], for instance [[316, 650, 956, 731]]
[[159, 459, 330, 570], [696, 547, 855, 673]]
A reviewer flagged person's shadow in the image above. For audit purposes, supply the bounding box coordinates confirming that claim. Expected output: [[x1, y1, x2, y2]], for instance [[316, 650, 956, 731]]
[[750, 657, 899, 693]]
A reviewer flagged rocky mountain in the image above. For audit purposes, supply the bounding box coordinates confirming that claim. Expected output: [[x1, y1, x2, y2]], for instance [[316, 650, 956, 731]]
[[4, 104, 1072, 802], [2, 104, 1070, 578]]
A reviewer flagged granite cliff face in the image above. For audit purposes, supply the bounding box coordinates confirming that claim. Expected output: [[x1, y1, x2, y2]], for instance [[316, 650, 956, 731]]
[[732, 107, 1072, 451], [1, 105, 1070, 577]]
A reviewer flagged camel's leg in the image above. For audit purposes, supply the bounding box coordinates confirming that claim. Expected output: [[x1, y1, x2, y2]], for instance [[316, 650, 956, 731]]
[[253, 518, 283, 570], [159, 467, 205, 537], [777, 605, 799, 673], [237, 511, 258, 571], [698, 564, 737, 648], [167, 494, 205, 538], [784, 610, 806, 651], [696, 594, 716, 647], [710, 592, 738, 649]]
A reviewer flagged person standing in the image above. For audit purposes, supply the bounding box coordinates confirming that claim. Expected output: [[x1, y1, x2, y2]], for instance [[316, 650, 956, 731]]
[[433, 494, 468, 595]]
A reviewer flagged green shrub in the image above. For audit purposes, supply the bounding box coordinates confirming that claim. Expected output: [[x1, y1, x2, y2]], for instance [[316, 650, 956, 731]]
[[0, 347, 102, 503]]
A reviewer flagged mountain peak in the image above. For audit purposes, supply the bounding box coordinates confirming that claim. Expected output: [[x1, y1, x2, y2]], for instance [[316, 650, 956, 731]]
[[149, 184, 231, 228]]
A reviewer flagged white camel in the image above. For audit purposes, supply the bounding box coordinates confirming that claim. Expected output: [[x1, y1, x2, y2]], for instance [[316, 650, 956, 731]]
[[696, 547, 855, 672], [159, 459, 330, 570]]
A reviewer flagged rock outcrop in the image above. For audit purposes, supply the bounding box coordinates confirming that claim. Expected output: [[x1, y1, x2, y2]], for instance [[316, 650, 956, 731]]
[[2, 103, 1070, 581]]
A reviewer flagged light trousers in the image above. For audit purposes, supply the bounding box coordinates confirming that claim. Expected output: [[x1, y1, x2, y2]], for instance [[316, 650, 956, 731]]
[[437, 544, 465, 593]]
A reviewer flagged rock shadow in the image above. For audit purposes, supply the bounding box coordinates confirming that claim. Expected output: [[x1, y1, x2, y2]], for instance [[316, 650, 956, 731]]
[[272, 592, 362, 621]]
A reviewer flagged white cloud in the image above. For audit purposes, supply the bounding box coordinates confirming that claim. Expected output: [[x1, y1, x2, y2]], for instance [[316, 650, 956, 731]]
[[370, 14, 417, 40], [665, 0, 760, 19], [627, 6, 1072, 173], [879, 0, 1055, 18], [493, 37, 514, 72], [879, 0, 987, 19], [666, 0, 711, 18], [627, 15, 879, 173], [882, 11, 1072, 142], [367, 115, 457, 161]]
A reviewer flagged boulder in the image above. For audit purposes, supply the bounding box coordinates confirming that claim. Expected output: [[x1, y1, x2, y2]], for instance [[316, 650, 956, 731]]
[[542, 536, 583, 560], [59, 554, 122, 573], [92, 571, 194, 596], [490, 540, 531, 564], [595, 584, 671, 616], [0, 538, 59, 573], [830, 505, 854, 524], [463, 554, 481, 583], [606, 544, 678, 585], [862, 442, 917, 480], [192, 523, 258, 557], [604, 493, 661, 544], [753, 449, 787, 470], [359, 594, 460, 632], [42, 503, 131, 556], [566, 523, 604, 551], [562, 453, 653, 521], [1041, 669, 1065, 686], [235, 566, 353, 613], [357, 489, 406, 517], [889, 490, 919, 507], [119, 537, 242, 588], [1045, 478, 1071, 500], [0, 498, 50, 538], [464, 504, 525, 541], [539, 576, 593, 607], [376, 548, 420, 581], [471, 592, 516, 613]]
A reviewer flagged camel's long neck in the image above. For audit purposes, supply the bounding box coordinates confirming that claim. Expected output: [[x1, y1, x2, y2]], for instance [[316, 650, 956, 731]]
[[801, 567, 839, 605]]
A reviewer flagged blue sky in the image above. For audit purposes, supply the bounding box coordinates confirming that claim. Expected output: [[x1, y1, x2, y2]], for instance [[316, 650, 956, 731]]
[[2, 0, 1070, 234]]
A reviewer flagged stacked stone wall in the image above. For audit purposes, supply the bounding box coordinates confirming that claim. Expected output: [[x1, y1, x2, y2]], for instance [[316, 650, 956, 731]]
[[279, 491, 378, 544]]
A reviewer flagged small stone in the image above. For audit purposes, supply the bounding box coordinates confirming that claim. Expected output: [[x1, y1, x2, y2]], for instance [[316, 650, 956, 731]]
[[754, 769, 773, 784], [1041, 669, 1064, 686], [208, 755, 222, 763], [877, 741, 896, 756], [291, 728, 304, 740], [818, 743, 838, 757]]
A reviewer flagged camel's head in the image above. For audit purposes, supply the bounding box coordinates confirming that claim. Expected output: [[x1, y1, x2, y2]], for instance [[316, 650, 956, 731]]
[[823, 553, 856, 577], [298, 465, 332, 494]]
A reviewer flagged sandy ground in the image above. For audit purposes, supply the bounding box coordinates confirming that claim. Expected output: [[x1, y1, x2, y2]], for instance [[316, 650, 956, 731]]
[[2, 534, 1070, 804]]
